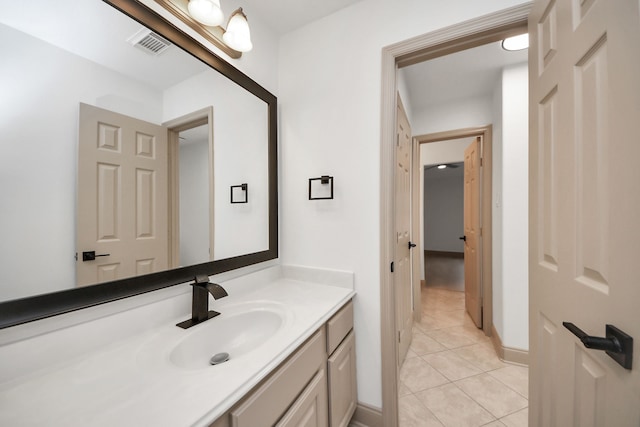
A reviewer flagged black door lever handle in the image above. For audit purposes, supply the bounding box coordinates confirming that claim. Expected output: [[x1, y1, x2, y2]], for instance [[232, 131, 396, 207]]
[[563, 322, 633, 370], [459, 236, 466, 241], [82, 251, 111, 262], [408, 241, 417, 249]]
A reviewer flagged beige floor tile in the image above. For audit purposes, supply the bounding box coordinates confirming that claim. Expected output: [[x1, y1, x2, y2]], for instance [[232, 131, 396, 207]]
[[488, 365, 529, 398], [426, 328, 477, 349], [415, 383, 495, 427], [400, 357, 450, 393], [436, 310, 467, 326], [453, 343, 508, 372], [399, 380, 413, 397], [455, 374, 528, 419], [411, 331, 448, 355], [421, 351, 482, 381], [417, 314, 462, 332], [499, 408, 528, 427], [407, 348, 419, 359], [399, 394, 445, 427], [480, 422, 506, 427], [446, 325, 489, 344]]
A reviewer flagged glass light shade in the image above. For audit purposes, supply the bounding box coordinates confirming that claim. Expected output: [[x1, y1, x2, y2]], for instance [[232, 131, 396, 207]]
[[437, 164, 447, 169], [502, 33, 529, 51], [188, 0, 224, 27], [223, 8, 253, 52]]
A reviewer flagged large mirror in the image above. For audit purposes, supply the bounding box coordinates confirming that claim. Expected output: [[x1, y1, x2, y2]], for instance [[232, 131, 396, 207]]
[[0, 0, 277, 328]]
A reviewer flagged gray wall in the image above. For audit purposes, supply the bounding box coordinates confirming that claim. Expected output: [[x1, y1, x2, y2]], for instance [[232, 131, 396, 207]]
[[423, 166, 464, 253]]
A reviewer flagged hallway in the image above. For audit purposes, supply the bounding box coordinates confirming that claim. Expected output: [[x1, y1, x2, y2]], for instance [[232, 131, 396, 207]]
[[398, 255, 528, 426]]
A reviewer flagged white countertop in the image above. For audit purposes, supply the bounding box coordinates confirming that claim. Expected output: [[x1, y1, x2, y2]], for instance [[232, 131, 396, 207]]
[[0, 265, 355, 426]]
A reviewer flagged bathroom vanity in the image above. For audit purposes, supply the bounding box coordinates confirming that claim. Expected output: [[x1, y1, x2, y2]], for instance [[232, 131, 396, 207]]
[[211, 299, 356, 427], [0, 266, 357, 426]]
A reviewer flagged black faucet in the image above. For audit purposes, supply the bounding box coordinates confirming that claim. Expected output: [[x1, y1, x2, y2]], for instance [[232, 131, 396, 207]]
[[177, 275, 228, 329]]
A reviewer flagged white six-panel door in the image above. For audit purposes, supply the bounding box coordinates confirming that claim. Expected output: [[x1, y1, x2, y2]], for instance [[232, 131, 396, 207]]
[[77, 103, 169, 286], [529, 0, 640, 425]]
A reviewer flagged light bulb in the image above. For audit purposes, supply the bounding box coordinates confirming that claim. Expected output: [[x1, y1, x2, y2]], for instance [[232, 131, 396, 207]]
[[188, 0, 224, 27], [223, 8, 253, 52], [502, 33, 529, 51]]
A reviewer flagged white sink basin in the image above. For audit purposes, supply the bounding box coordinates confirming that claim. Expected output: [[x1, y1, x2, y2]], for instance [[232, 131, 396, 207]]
[[169, 305, 285, 369]]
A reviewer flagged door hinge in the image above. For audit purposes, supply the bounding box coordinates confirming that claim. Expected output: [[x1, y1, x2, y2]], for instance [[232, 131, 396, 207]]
[[480, 157, 483, 167], [480, 227, 483, 237], [390, 261, 395, 273], [398, 331, 401, 343], [396, 133, 400, 147]]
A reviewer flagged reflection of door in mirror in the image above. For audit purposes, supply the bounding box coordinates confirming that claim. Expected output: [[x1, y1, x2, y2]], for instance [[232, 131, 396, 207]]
[[77, 103, 169, 286], [178, 123, 214, 266]]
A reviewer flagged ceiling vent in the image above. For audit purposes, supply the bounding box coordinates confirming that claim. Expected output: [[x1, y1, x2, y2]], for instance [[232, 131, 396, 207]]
[[128, 28, 171, 56]]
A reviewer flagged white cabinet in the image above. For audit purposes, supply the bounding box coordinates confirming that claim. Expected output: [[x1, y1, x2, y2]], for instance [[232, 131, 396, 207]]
[[210, 300, 355, 427]]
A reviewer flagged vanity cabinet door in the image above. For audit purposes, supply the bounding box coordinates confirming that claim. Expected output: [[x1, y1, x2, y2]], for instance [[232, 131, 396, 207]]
[[276, 369, 328, 427], [327, 331, 357, 427]]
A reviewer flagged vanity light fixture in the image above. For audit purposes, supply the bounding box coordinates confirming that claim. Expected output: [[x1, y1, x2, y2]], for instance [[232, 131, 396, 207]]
[[501, 33, 529, 51], [309, 176, 334, 200], [231, 183, 248, 203], [154, 0, 253, 58], [187, 0, 224, 26], [437, 164, 447, 169]]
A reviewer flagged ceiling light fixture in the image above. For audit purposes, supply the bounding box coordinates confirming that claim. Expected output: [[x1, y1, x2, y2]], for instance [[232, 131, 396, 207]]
[[155, 0, 253, 57], [502, 33, 529, 51], [437, 164, 447, 169]]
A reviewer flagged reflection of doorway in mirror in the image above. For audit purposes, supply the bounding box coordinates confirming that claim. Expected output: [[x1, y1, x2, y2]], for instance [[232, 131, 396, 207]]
[[165, 107, 215, 268], [178, 124, 213, 266], [76, 103, 169, 286]]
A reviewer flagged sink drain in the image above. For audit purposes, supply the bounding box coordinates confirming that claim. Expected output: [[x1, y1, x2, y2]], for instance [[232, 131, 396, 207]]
[[210, 352, 230, 365]]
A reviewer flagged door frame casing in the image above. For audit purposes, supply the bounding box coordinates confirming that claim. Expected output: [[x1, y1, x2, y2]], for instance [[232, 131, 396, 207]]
[[416, 126, 493, 336], [379, 4, 530, 426], [164, 107, 215, 268]]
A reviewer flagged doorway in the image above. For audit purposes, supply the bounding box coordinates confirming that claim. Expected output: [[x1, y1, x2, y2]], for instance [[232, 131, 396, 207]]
[[415, 127, 494, 336], [379, 5, 530, 426], [164, 107, 215, 269]]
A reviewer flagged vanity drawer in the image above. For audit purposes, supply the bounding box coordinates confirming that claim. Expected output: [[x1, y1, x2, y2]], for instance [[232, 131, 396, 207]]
[[326, 300, 353, 355], [230, 328, 326, 427]]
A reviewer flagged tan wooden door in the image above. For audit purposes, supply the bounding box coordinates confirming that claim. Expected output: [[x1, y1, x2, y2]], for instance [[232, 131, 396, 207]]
[[529, 0, 640, 425], [77, 103, 169, 286], [463, 137, 482, 328], [395, 96, 414, 364]]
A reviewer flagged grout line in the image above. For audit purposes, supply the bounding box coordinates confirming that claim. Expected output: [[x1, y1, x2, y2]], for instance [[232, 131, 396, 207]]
[[400, 284, 528, 427]]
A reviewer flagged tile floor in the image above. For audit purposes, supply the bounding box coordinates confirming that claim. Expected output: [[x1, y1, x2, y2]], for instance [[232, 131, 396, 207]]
[[398, 287, 529, 427]]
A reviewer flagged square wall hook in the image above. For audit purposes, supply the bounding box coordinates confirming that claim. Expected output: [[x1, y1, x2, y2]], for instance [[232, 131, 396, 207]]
[[309, 175, 333, 200], [231, 183, 248, 203]]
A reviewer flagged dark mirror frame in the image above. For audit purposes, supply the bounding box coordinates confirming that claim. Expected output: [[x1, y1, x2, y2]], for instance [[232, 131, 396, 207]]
[[0, 0, 278, 329]]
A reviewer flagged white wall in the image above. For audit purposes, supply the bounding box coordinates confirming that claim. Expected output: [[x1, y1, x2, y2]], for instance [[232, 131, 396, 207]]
[[179, 137, 211, 266], [497, 63, 529, 350], [278, 0, 530, 408], [412, 96, 494, 136]]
